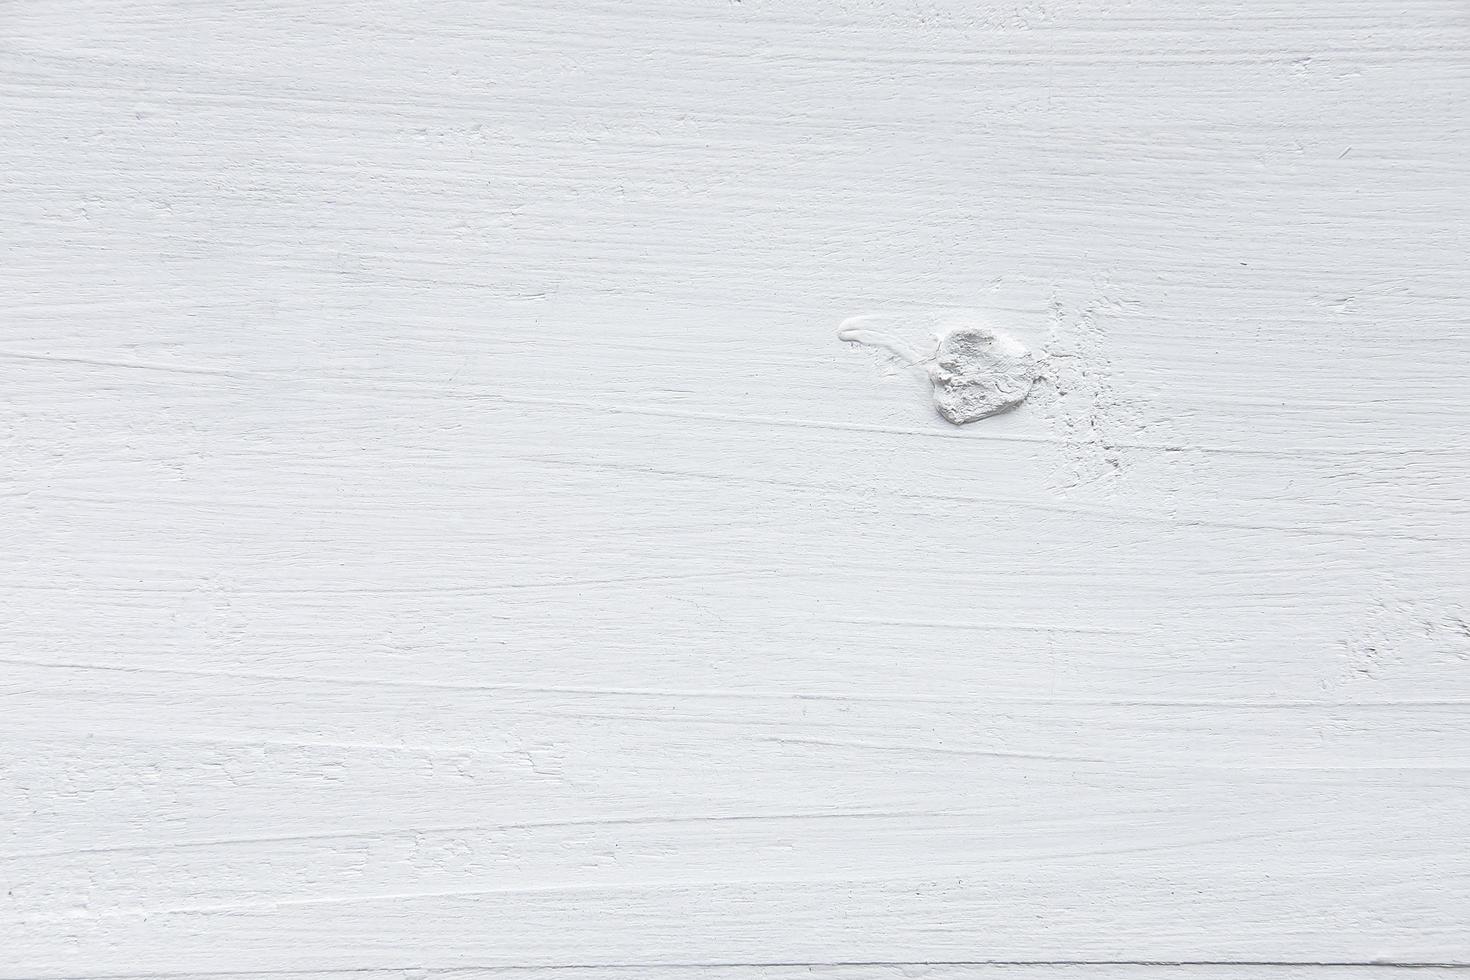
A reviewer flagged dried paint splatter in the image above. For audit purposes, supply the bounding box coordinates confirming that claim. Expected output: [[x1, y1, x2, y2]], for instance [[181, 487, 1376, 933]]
[[838, 315, 1040, 424]]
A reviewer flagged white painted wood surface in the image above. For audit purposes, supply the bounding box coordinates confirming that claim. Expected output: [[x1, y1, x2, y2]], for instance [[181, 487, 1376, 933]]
[[4, 0, 1469, 975]]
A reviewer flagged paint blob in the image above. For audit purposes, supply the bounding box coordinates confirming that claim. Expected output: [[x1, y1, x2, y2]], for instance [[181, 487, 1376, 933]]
[[839, 317, 1039, 424]]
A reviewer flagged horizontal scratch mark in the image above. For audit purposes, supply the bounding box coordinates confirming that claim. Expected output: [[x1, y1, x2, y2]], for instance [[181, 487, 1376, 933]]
[[520, 455, 1461, 544], [4, 658, 1469, 709], [828, 616, 1140, 635], [760, 734, 1111, 764], [9, 836, 1327, 923], [0, 807, 975, 863], [494, 394, 1454, 459], [0, 350, 244, 379], [14, 960, 1470, 980], [0, 567, 777, 596]]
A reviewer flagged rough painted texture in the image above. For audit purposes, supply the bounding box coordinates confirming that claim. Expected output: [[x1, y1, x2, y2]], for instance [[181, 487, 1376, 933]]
[[2, 0, 1468, 977]]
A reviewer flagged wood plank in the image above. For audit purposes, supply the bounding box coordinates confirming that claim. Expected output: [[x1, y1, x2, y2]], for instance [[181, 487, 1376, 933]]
[[3, 0, 1467, 974]]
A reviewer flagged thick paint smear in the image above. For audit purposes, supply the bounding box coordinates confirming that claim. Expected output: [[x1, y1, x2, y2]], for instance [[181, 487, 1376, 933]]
[[839, 315, 1040, 424]]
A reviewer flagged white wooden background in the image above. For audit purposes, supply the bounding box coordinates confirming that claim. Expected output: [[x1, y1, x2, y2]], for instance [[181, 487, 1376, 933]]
[[3, 0, 1469, 975]]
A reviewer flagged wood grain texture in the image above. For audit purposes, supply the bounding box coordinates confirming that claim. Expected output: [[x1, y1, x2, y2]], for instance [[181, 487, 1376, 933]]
[[3, 0, 1469, 976]]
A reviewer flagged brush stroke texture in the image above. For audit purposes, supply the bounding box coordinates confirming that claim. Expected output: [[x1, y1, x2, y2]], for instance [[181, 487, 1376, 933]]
[[3, 0, 1469, 976]]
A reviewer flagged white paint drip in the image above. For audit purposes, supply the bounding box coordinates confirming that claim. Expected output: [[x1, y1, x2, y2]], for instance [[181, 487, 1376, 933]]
[[839, 315, 1040, 424]]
